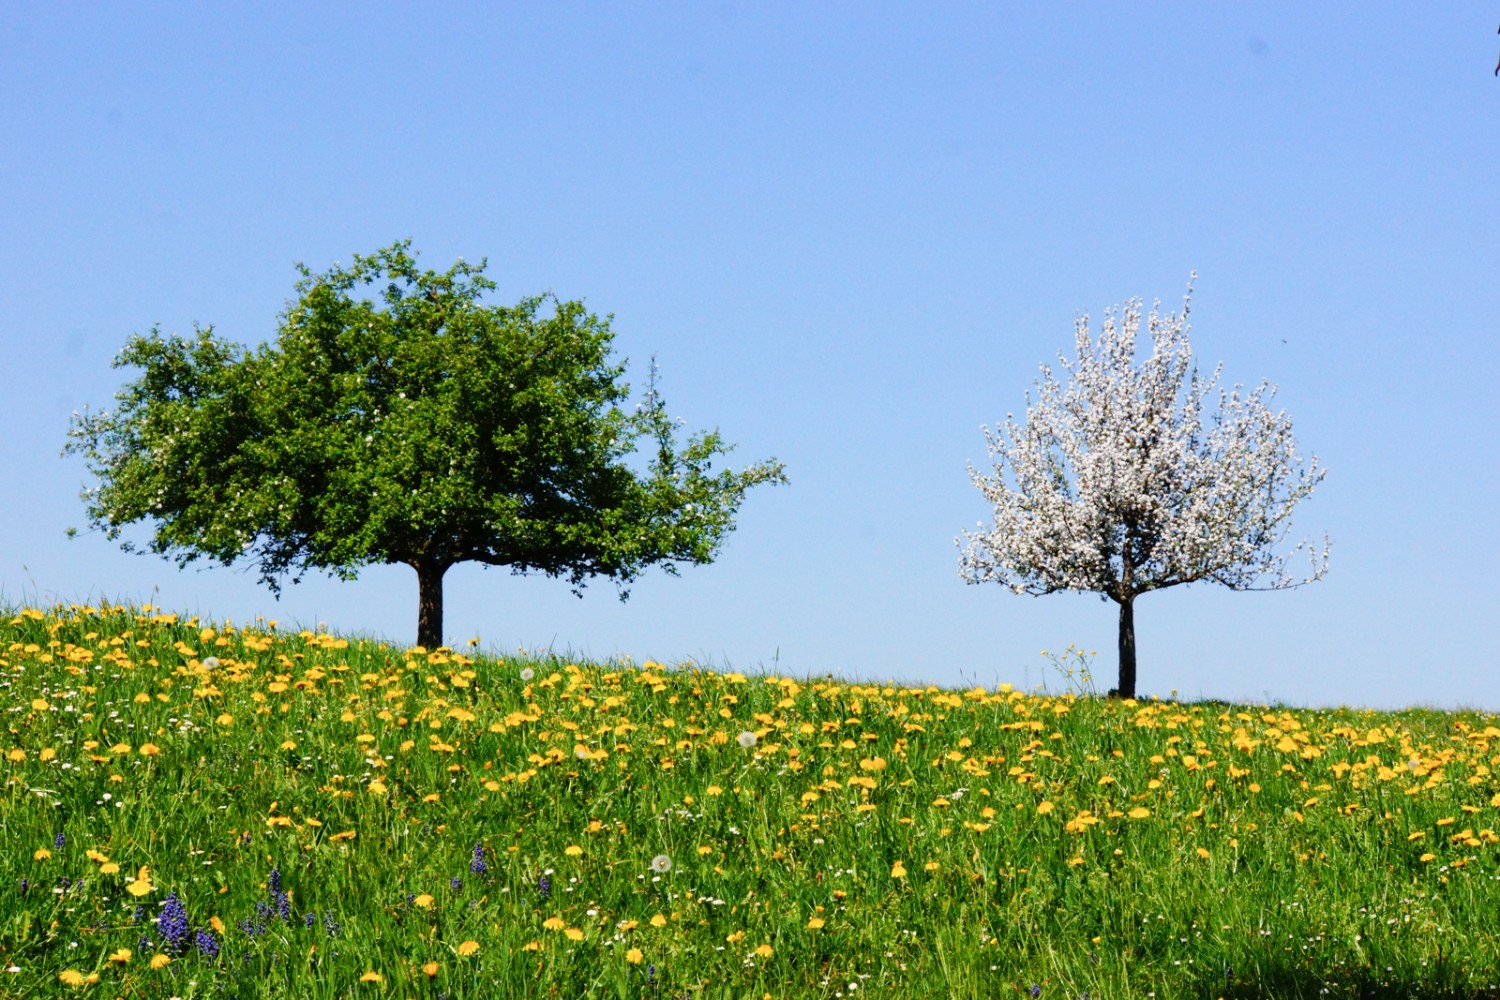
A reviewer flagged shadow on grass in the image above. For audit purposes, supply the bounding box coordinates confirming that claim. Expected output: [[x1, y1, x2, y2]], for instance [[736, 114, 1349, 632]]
[[1193, 961, 1500, 1000]]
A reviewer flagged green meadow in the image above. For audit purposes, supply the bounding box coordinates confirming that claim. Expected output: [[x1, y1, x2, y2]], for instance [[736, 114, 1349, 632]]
[[2, 604, 1498, 999]]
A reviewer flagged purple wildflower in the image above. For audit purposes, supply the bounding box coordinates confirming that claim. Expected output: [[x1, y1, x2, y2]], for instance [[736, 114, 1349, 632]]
[[450, 876, 463, 892], [158, 892, 190, 952], [268, 868, 282, 894], [54, 832, 65, 849], [471, 843, 488, 876], [538, 875, 550, 899], [196, 929, 220, 959]]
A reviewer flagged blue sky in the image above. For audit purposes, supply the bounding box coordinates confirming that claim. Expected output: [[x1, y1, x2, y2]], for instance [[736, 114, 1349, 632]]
[[3, 5, 1497, 710]]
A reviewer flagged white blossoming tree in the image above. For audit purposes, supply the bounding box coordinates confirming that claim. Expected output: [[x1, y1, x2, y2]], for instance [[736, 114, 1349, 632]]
[[959, 278, 1329, 699]]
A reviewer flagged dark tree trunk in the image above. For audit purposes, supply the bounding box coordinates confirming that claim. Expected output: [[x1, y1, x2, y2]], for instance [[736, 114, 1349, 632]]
[[1116, 595, 1137, 699], [415, 559, 449, 650]]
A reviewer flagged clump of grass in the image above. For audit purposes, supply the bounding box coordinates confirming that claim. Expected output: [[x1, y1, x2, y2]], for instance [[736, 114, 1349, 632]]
[[2, 603, 1499, 999]]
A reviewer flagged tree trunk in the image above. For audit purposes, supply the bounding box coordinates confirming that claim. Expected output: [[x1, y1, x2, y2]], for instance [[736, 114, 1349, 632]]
[[415, 560, 449, 650], [1116, 595, 1137, 699]]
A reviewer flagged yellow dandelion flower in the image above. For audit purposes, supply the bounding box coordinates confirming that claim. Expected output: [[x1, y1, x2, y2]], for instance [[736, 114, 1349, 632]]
[[108, 948, 131, 964], [127, 866, 153, 896], [626, 947, 644, 963], [150, 954, 171, 969], [890, 861, 907, 878], [33, 848, 51, 861], [706, 785, 724, 796], [565, 927, 584, 941], [1408, 831, 1425, 841], [1036, 801, 1055, 815], [754, 944, 774, 958], [807, 916, 826, 929], [543, 916, 567, 931], [139, 743, 160, 756], [649, 913, 668, 928], [522, 940, 542, 951], [423, 960, 440, 976], [58, 970, 85, 985], [216, 713, 234, 726], [414, 894, 434, 909], [1419, 852, 1437, 862], [924, 861, 940, 871], [564, 844, 583, 857], [1196, 847, 1211, 859], [39, 747, 56, 762], [456, 940, 480, 957], [1128, 807, 1151, 819], [359, 970, 382, 983], [367, 780, 388, 795]]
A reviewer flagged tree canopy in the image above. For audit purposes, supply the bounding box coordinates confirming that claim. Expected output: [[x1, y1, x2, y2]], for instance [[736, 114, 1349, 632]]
[[67, 242, 786, 648], [958, 278, 1328, 698]]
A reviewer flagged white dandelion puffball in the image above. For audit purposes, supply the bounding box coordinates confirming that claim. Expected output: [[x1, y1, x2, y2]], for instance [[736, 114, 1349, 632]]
[[651, 854, 672, 873], [519, 667, 535, 682], [737, 731, 758, 748]]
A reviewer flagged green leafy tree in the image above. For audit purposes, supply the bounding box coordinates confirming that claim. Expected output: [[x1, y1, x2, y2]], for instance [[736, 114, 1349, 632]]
[[66, 242, 786, 648]]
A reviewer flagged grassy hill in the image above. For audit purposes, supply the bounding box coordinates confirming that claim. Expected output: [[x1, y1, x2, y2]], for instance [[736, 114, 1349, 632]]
[[2, 604, 1498, 999]]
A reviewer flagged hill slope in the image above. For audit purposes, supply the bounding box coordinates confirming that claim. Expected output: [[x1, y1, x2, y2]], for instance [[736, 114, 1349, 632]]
[[3, 604, 1499, 998]]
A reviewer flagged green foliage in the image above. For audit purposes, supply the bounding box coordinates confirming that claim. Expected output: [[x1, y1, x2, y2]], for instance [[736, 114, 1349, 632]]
[[4, 604, 1500, 998], [66, 243, 785, 643]]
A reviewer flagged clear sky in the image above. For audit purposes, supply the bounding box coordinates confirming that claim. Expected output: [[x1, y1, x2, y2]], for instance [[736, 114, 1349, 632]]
[[3, 5, 1497, 711]]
